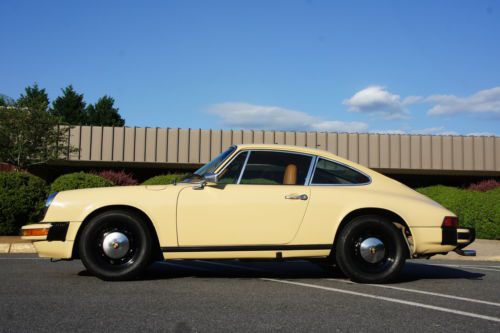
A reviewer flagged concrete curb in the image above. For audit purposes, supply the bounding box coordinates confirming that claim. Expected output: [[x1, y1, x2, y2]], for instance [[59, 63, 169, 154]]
[[0, 242, 36, 254], [430, 239, 500, 262]]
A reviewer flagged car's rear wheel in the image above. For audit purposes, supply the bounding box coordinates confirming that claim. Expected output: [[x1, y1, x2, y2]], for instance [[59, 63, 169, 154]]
[[78, 210, 153, 281], [335, 215, 407, 283]]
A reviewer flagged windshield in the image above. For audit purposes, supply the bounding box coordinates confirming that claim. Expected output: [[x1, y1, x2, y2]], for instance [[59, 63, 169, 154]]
[[194, 146, 236, 177]]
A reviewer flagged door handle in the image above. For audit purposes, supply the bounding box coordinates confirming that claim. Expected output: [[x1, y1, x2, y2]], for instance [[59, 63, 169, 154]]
[[285, 194, 308, 200]]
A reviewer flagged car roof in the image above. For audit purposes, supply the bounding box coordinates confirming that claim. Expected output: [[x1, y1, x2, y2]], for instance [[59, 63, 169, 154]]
[[236, 144, 327, 154]]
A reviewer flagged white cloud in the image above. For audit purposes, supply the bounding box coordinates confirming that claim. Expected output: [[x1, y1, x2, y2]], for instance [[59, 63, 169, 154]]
[[411, 126, 458, 135], [371, 127, 459, 135], [466, 132, 496, 136], [343, 86, 417, 119], [370, 129, 406, 134], [208, 102, 368, 132], [439, 131, 459, 136], [426, 87, 500, 116], [309, 120, 368, 132]]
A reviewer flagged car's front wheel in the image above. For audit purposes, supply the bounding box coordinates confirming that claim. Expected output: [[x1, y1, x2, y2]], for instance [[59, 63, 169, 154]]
[[335, 215, 408, 283], [78, 209, 153, 281]]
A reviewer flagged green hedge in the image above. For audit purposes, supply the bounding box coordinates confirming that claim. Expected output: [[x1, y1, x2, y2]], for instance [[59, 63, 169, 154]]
[[416, 185, 500, 240], [142, 173, 189, 185], [50, 172, 113, 192], [0, 172, 48, 235]]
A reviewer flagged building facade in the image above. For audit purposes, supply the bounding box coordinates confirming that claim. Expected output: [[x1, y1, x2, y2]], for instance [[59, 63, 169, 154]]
[[39, 125, 499, 186]]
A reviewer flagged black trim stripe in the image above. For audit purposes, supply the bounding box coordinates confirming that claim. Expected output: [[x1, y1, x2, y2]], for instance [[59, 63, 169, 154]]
[[161, 244, 332, 252]]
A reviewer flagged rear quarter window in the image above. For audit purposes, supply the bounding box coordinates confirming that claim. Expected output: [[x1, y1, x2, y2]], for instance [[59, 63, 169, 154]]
[[311, 158, 370, 185]]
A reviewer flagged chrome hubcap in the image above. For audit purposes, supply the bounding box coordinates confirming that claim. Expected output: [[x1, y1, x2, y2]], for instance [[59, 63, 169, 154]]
[[359, 237, 385, 263], [102, 232, 130, 259]]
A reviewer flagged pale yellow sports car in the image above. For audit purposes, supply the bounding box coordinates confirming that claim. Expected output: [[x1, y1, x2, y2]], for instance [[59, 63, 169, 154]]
[[22, 144, 475, 283]]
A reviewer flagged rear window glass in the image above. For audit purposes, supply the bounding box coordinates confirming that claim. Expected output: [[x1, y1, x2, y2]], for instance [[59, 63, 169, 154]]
[[311, 158, 369, 185]]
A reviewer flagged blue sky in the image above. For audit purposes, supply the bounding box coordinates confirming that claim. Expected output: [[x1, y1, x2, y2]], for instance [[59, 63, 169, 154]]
[[1, 0, 499, 135]]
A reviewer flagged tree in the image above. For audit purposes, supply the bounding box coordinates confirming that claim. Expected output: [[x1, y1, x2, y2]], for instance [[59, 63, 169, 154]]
[[0, 94, 15, 107], [0, 105, 75, 170], [17, 83, 50, 113], [86, 95, 125, 126], [50, 85, 86, 124]]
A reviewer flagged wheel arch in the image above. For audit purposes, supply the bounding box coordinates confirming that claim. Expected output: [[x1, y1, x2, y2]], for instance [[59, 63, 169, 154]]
[[72, 205, 162, 260], [332, 207, 413, 258]]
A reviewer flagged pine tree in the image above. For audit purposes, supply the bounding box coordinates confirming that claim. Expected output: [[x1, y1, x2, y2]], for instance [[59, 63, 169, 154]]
[[86, 95, 125, 126], [50, 85, 86, 124], [17, 83, 50, 112]]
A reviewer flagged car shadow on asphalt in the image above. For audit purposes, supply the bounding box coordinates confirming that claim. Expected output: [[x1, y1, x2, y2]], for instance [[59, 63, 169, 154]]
[[78, 260, 484, 283], [397, 262, 484, 283]]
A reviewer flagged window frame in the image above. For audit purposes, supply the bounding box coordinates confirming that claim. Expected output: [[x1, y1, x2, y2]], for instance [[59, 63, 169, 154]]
[[309, 156, 372, 186], [215, 149, 317, 186], [213, 148, 371, 186]]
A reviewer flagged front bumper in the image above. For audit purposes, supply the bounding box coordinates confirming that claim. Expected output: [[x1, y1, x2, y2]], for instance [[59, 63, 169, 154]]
[[21, 222, 70, 241], [21, 222, 75, 259]]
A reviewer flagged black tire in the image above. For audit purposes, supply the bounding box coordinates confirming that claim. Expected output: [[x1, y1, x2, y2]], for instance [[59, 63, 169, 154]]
[[78, 210, 153, 281], [335, 215, 407, 284]]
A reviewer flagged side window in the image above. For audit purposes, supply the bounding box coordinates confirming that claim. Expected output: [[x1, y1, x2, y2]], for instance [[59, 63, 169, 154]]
[[218, 151, 248, 185], [239, 151, 312, 185], [311, 158, 370, 185]]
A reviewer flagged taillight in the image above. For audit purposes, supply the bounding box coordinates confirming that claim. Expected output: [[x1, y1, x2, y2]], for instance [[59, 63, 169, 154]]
[[442, 216, 459, 228]]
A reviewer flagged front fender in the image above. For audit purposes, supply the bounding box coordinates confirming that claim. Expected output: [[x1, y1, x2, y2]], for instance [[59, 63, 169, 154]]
[[43, 185, 186, 247]]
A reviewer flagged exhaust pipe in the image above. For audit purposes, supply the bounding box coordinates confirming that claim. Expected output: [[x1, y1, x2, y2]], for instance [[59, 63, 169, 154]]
[[454, 249, 476, 256]]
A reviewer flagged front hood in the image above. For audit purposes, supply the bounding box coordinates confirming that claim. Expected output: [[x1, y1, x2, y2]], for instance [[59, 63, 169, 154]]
[[43, 184, 187, 222]]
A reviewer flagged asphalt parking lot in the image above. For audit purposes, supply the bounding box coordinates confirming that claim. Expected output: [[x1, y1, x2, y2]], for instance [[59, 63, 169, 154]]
[[0, 254, 499, 332]]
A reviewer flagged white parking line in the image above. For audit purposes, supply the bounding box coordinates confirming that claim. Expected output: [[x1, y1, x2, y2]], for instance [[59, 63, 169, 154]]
[[327, 278, 500, 307], [263, 278, 500, 323]]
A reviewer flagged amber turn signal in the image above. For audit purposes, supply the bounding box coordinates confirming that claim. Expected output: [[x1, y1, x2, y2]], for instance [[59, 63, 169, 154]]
[[22, 228, 50, 237]]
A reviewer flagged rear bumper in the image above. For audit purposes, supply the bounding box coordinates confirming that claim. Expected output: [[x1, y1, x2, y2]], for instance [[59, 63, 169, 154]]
[[412, 226, 476, 256], [442, 226, 476, 256], [454, 227, 476, 256], [456, 227, 476, 248]]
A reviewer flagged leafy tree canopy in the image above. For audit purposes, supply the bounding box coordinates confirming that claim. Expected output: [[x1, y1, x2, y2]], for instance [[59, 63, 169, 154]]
[[0, 94, 15, 106], [50, 85, 87, 125], [17, 83, 49, 113], [0, 105, 74, 169], [86, 95, 125, 126]]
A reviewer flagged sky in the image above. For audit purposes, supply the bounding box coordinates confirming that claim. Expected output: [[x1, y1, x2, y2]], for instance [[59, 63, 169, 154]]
[[1, 0, 499, 136]]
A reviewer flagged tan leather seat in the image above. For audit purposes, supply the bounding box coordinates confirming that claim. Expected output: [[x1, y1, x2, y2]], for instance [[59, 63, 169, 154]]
[[283, 164, 297, 185]]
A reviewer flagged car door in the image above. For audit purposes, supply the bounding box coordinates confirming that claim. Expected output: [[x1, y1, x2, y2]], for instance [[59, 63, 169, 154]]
[[176, 150, 314, 246]]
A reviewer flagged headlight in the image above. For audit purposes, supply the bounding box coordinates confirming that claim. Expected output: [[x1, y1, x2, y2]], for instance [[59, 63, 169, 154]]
[[45, 192, 58, 208], [41, 192, 58, 220]]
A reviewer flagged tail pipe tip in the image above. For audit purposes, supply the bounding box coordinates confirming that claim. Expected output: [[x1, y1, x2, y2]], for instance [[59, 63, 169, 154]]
[[454, 249, 476, 256]]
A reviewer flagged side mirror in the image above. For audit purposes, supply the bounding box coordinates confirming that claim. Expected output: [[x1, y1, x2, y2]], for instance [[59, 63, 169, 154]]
[[204, 172, 219, 183], [193, 173, 218, 190]]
